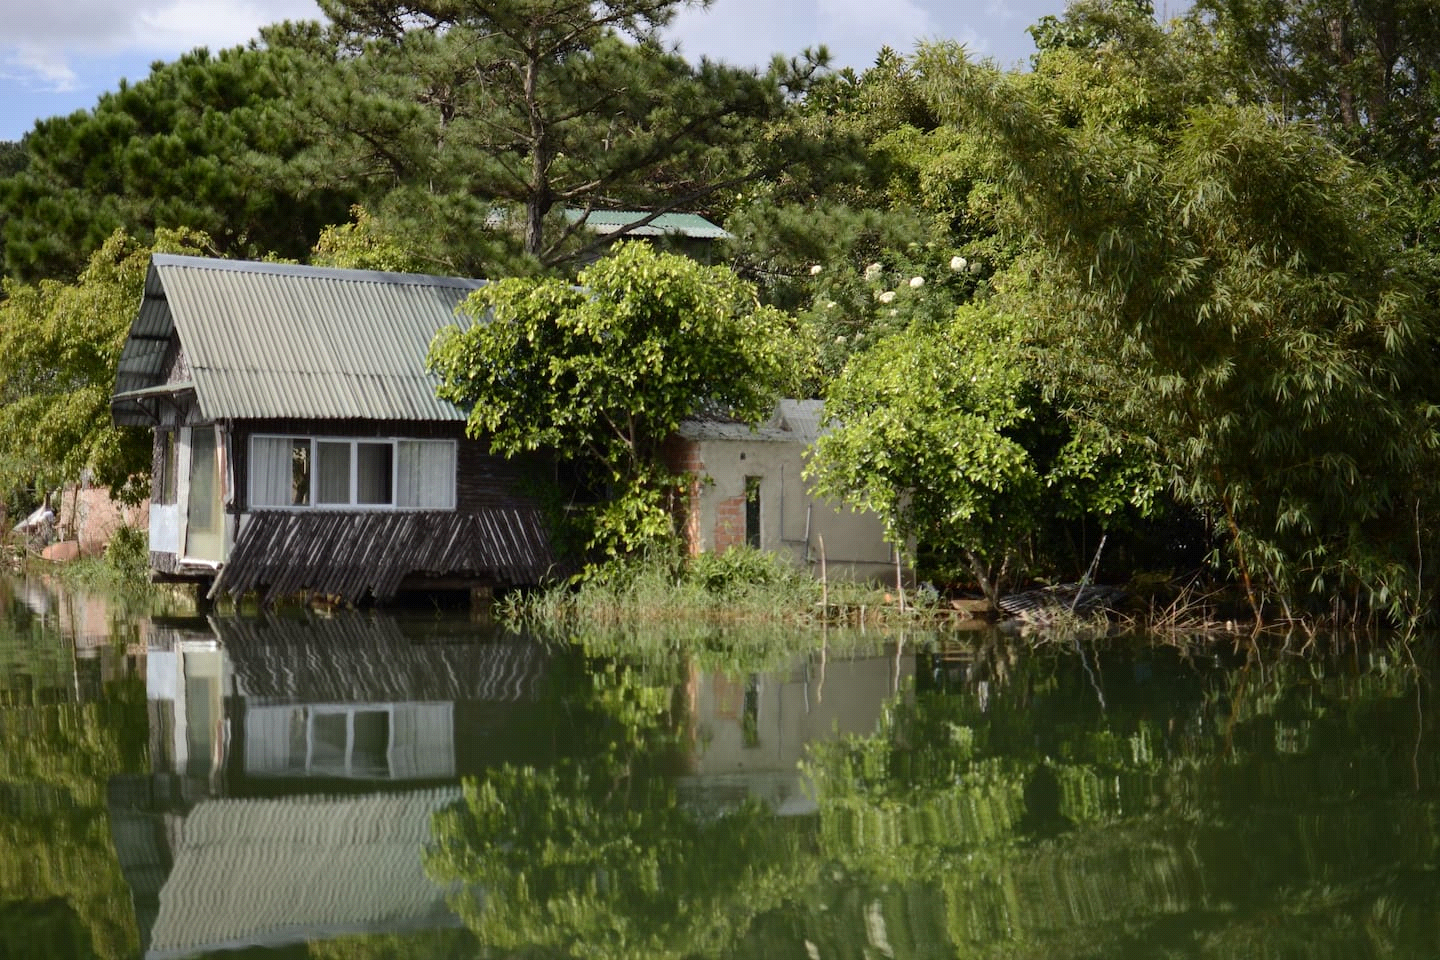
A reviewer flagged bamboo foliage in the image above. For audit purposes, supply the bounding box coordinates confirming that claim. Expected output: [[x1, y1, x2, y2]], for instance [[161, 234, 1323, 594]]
[[914, 32, 1440, 618]]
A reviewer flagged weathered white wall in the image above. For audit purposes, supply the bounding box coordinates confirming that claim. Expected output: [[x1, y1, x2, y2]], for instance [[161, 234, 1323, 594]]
[[150, 503, 180, 555], [686, 436, 897, 582]]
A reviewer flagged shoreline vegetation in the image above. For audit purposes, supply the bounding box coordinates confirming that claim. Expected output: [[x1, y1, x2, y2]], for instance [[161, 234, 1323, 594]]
[[6, 528, 1414, 643], [496, 547, 1368, 642], [5, 537, 1418, 659]]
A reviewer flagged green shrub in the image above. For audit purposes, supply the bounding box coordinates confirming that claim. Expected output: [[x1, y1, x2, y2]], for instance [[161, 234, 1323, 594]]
[[103, 525, 149, 583], [685, 546, 803, 595]]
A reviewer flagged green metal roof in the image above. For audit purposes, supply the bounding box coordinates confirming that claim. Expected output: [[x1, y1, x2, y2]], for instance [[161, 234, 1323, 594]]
[[113, 255, 485, 423], [565, 208, 731, 239]]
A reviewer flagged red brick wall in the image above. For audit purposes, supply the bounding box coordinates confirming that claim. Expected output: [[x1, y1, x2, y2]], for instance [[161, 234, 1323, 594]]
[[57, 485, 149, 556], [713, 495, 746, 552]]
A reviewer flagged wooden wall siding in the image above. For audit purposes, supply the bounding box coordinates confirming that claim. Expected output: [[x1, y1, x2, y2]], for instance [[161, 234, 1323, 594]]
[[163, 334, 188, 384], [151, 431, 173, 504], [212, 508, 556, 604], [212, 613, 552, 702], [456, 445, 551, 512]]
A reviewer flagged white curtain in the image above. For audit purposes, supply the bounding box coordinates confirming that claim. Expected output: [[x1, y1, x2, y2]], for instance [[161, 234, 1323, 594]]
[[396, 440, 456, 509], [249, 436, 292, 507]]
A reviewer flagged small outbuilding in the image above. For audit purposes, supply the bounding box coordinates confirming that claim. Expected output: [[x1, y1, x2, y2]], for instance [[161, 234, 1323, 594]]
[[666, 400, 900, 582], [110, 255, 558, 604]]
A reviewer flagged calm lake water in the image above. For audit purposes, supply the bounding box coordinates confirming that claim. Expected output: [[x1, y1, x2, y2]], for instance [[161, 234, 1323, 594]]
[[4, 572, 1439, 959]]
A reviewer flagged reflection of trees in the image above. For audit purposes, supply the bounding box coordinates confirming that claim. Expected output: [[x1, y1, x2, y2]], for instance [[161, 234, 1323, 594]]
[[427, 765, 814, 960], [0, 618, 148, 960], [422, 625, 900, 959], [797, 639, 1440, 959], [306, 928, 479, 959], [415, 630, 1440, 958]]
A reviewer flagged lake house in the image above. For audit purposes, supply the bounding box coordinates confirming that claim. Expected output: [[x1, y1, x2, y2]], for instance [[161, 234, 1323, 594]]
[[110, 255, 557, 604]]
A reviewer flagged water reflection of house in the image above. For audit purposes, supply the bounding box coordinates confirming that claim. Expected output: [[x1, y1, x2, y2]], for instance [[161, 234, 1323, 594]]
[[143, 614, 557, 791], [683, 648, 913, 815], [116, 613, 561, 958], [217, 615, 555, 782]]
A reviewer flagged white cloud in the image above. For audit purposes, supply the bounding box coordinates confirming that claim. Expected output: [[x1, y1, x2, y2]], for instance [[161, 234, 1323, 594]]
[[0, 0, 321, 90], [2, 45, 80, 92], [815, 0, 935, 46], [135, 0, 322, 53], [666, 0, 797, 67]]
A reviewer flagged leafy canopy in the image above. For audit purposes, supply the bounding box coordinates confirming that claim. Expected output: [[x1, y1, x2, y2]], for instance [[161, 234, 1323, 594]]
[[0, 228, 212, 510], [917, 31, 1440, 615], [428, 242, 804, 559], [300, 0, 796, 275], [809, 301, 1157, 603], [0, 36, 355, 283]]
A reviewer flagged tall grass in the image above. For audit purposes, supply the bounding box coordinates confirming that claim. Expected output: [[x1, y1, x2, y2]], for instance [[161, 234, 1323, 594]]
[[499, 547, 936, 630]]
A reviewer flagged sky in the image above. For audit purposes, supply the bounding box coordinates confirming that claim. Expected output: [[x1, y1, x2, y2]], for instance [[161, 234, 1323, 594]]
[[0, 0, 1103, 143]]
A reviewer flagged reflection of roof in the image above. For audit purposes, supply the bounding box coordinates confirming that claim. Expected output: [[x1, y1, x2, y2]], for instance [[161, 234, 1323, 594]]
[[565, 208, 731, 239], [146, 788, 462, 959], [678, 399, 827, 443], [213, 613, 552, 702], [113, 255, 484, 424]]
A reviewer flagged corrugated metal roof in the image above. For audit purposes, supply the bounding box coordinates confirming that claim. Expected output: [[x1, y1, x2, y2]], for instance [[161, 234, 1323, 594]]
[[566, 208, 732, 239], [776, 398, 827, 443], [114, 255, 486, 422], [677, 399, 829, 443]]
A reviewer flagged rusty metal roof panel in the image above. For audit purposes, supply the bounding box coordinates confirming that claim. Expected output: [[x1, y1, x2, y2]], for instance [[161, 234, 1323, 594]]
[[131, 255, 485, 422]]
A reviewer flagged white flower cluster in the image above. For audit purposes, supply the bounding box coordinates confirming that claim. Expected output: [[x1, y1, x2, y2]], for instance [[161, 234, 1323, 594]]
[[864, 262, 883, 282]]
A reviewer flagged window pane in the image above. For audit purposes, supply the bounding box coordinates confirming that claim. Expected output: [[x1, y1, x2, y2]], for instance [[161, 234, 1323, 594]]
[[350, 710, 390, 776], [744, 476, 761, 548], [396, 440, 456, 509], [316, 442, 351, 504], [188, 427, 217, 533], [356, 442, 394, 505], [290, 439, 311, 506], [250, 437, 298, 507], [310, 713, 347, 772]]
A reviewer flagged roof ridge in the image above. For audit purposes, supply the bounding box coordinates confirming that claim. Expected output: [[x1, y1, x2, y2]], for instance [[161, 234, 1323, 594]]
[[150, 254, 487, 291]]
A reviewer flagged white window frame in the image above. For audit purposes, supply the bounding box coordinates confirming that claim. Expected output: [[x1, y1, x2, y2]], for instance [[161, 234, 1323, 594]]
[[305, 704, 394, 779], [248, 434, 457, 511]]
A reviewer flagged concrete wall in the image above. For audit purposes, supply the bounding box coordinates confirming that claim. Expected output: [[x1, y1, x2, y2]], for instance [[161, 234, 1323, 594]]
[[667, 435, 898, 583]]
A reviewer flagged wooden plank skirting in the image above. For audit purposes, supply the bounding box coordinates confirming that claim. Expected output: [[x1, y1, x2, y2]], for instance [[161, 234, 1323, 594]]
[[212, 613, 552, 701], [212, 509, 557, 604]]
